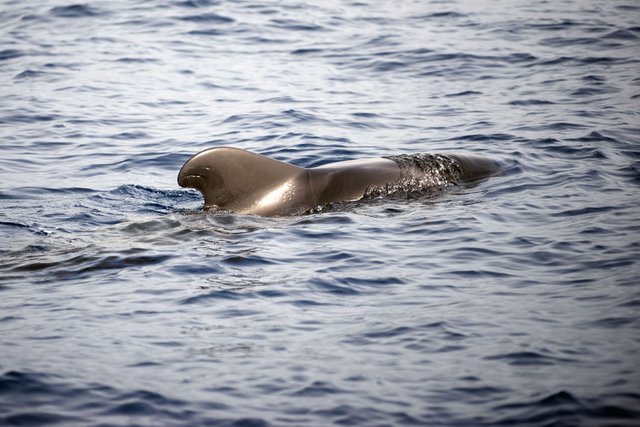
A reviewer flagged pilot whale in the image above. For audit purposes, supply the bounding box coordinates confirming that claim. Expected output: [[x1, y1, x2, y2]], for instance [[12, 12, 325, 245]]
[[178, 147, 500, 216]]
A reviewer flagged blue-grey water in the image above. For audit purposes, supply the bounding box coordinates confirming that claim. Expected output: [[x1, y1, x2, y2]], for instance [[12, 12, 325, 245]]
[[1, 0, 639, 426]]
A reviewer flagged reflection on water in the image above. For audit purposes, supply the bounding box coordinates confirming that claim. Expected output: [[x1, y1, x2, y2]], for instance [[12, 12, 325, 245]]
[[1, 0, 640, 425]]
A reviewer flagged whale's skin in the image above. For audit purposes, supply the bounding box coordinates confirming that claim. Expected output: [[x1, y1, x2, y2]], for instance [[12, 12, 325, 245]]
[[177, 147, 500, 216]]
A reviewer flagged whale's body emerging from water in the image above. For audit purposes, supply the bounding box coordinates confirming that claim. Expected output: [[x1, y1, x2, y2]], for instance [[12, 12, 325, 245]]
[[178, 147, 500, 216]]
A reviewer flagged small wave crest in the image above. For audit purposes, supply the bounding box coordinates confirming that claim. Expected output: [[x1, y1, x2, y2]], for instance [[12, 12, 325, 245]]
[[0, 370, 217, 426], [49, 4, 105, 18]]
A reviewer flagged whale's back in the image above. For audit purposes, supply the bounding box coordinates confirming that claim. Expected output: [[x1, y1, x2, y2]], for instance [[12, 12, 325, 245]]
[[387, 152, 501, 185], [179, 147, 501, 216], [449, 153, 502, 183]]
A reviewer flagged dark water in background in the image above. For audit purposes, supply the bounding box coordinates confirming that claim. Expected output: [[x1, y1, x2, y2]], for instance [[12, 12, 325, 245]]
[[1, 0, 639, 425]]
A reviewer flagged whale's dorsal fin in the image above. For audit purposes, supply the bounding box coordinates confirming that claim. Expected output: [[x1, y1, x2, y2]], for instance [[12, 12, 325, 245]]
[[178, 147, 308, 214]]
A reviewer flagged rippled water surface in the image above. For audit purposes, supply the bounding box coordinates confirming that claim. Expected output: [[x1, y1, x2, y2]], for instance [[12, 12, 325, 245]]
[[1, 0, 640, 425]]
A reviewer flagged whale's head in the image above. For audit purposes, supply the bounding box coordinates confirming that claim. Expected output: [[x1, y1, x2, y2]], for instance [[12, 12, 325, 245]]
[[178, 148, 233, 210], [178, 147, 307, 214]]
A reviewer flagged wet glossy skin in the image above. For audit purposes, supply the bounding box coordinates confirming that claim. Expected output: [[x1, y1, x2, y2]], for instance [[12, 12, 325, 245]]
[[178, 147, 497, 216]]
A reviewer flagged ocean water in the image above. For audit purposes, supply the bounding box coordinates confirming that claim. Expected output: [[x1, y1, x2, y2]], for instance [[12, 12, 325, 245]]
[[1, 0, 639, 425]]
